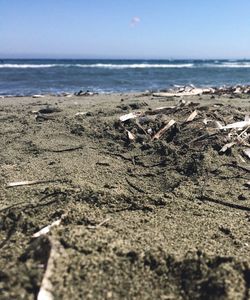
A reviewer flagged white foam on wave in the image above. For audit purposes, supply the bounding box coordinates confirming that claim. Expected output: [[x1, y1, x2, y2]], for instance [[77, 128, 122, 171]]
[[204, 62, 250, 68], [0, 63, 194, 69], [0, 64, 58, 68], [2, 62, 250, 69], [75, 63, 194, 69]]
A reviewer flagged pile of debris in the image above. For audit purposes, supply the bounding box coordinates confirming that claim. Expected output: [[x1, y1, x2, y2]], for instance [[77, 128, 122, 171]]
[[116, 99, 250, 160], [153, 85, 250, 97], [106, 100, 249, 193]]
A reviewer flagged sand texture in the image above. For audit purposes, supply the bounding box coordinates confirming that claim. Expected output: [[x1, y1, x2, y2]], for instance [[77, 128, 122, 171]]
[[0, 92, 250, 299]]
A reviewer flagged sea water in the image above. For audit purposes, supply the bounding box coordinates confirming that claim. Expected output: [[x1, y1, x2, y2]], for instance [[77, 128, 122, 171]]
[[1, 59, 250, 96]]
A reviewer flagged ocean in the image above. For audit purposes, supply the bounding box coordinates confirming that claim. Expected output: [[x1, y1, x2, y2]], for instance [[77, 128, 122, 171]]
[[1, 59, 250, 96]]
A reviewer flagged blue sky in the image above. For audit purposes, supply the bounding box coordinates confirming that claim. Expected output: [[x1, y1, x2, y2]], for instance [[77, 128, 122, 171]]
[[1, 0, 250, 59]]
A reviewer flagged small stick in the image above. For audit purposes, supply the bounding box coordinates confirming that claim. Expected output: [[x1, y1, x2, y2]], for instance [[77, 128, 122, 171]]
[[126, 178, 145, 193], [126, 129, 135, 141], [46, 145, 84, 153], [87, 218, 111, 229], [185, 110, 198, 122], [238, 126, 250, 137], [152, 119, 176, 140], [37, 238, 62, 300], [6, 179, 61, 188], [32, 219, 62, 238], [188, 132, 217, 144], [220, 142, 236, 153]]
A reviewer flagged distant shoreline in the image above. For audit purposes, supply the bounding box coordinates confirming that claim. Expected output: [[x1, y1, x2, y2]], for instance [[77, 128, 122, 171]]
[[1, 84, 250, 99]]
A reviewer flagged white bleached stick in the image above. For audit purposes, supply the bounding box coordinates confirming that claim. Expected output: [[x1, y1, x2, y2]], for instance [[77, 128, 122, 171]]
[[152, 119, 176, 140], [119, 112, 142, 122], [6, 180, 57, 188], [220, 120, 250, 130], [185, 110, 198, 122], [37, 238, 62, 300], [32, 219, 62, 238]]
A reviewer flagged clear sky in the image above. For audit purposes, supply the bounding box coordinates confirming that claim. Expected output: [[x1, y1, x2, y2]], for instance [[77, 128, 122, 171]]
[[1, 0, 250, 59]]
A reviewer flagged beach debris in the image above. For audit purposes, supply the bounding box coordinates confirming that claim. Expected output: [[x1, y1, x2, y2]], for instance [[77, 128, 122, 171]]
[[75, 111, 88, 116], [243, 148, 250, 159], [6, 179, 60, 188], [185, 110, 198, 122], [119, 112, 142, 122], [238, 154, 246, 163], [32, 94, 45, 98], [33, 219, 62, 238], [114, 94, 249, 171], [37, 238, 62, 300], [220, 142, 236, 153], [220, 120, 250, 130], [151, 84, 250, 98], [126, 130, 135, 141], [87, 217, 111, 229], [152, 119, 176, 140], [153, 87, 203, 97], [75, 90, 97, 96], [215, 121, 224, 129]]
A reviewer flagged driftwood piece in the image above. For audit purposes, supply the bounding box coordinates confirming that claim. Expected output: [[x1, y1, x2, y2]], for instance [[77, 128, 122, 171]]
[[152, 119, 176, 140]]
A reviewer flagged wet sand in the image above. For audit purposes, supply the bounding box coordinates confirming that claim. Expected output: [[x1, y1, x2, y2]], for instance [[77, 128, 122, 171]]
[[0, 92, 250, 299]]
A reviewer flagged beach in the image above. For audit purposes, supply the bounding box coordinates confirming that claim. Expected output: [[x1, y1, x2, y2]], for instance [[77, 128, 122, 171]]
[[0, 91, 250, 299]]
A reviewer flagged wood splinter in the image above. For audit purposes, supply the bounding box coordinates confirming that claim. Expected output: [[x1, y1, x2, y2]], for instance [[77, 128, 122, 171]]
[[152, 119, 176, 140], [185, 110, 198, 122]]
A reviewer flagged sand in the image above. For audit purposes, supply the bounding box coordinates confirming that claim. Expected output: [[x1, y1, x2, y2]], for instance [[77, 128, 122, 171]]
[[0, 92, 250, 299]]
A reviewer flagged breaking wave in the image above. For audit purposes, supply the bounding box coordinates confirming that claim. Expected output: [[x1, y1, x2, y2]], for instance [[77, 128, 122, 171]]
[[0, 64, 58, 68], [0, 63, 194, 69], [203, 62, 250, 68], [1, 62, 250, 69], [75, 63, 194, 69]]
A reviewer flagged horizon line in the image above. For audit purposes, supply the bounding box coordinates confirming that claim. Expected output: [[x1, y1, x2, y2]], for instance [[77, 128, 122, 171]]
[[1, 57, 250, 61]]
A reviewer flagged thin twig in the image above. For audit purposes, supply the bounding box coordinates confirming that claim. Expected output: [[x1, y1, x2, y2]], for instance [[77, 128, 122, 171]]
[[6, 179, 63, 188], [125, 178, 145, 193], [87, 218, 111, 229], [200, 195, 250, 212]]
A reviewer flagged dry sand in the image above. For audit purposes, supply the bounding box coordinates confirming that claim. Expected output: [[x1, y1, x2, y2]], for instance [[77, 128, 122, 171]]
[[0, 92, 250, 299]]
